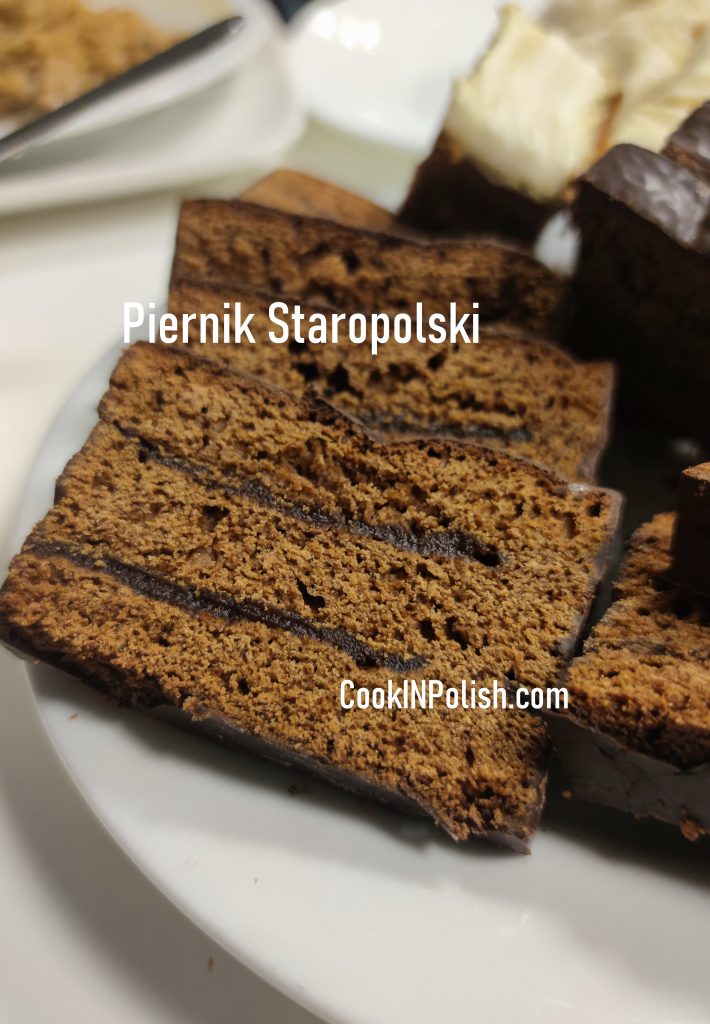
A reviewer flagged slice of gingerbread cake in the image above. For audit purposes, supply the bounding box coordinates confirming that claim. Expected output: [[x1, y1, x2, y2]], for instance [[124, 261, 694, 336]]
[[547, 505, 710, 841], [169, 280, 614, 481], [170, 198, 567, 335], [0, 343, 621, 850]]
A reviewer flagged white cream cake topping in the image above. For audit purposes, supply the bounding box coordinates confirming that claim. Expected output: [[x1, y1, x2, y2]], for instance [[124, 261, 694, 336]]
[[568, 0, 710, 110], [444, 6, 616, 202], [542, 0, 638, 38], [611, 27, 710, 151]]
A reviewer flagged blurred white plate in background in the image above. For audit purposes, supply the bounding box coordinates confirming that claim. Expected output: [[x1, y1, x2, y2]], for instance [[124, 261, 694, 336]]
[[0, 24, 304, 217], [287, 0, 548, 152], [0, 0, 270, 147]]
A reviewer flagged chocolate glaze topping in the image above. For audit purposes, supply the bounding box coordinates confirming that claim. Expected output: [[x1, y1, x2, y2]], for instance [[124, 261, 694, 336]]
[[664, 102, 710, 185], [580, 143, 710, 255], [544, 710, 710, 841]]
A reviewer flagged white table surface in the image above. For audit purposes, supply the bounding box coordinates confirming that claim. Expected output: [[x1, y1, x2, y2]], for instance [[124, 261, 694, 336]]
[[0, 121, 418, 1024]]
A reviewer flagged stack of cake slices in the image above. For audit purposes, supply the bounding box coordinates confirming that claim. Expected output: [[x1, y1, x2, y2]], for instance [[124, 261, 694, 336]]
[[2, 13, 710, 863], [0, 174, 630, 850]]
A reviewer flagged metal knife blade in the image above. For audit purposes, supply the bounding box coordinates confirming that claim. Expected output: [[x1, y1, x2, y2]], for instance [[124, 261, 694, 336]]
[[0, 16, 244, 166]]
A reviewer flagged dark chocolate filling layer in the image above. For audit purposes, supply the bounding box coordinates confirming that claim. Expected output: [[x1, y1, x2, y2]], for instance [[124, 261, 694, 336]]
[[30, 540, 429, 673], [355, 413, 532, 445], [117, 431, 502, 568]]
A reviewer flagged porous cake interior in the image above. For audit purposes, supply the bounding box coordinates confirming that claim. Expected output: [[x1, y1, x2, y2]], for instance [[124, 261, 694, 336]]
[[169, 281, 613, 481], [565, 514, 710, 769], [170, 199, 566, 333], [0, 344, 620, 847]]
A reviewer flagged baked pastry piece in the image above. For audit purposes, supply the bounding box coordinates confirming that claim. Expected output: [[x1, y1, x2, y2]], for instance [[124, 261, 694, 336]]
[[570, 108, 710, 440], [242, 170, 399, 232], [399, 6, 617, 242], [548, 514, 710, 841], [669, 463, 710, 596], [170, 197, 568, 335], [401, 3, 710, 242], [0, 343, 621, 850], [169, 279, 614, 481]]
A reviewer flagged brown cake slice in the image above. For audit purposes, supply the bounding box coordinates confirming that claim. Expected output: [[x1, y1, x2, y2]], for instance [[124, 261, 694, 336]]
[[547, 514, 710, 841], [170, 198, 567, 335], [0, 343, 621, 851], [242, 170, 400, 232], [169, 279, 614, 481]]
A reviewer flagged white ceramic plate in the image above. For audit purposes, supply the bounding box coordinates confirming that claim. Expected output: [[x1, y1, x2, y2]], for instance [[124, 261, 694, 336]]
[[7, 341, 710, 1024], [287, 0, 548, 152], [0, 0, 271, 147], [0, 26, 304, 217]]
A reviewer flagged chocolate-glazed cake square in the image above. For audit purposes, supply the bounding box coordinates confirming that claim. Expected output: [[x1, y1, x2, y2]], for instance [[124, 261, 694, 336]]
[[570, 114, 710, 440]]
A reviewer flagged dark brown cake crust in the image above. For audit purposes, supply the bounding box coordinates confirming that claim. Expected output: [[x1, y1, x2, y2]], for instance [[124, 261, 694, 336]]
[[544, 709, 710, 842], [6, 635, 497, 844], [155, 706, 544, 852], [399, 132, 557, 244]]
